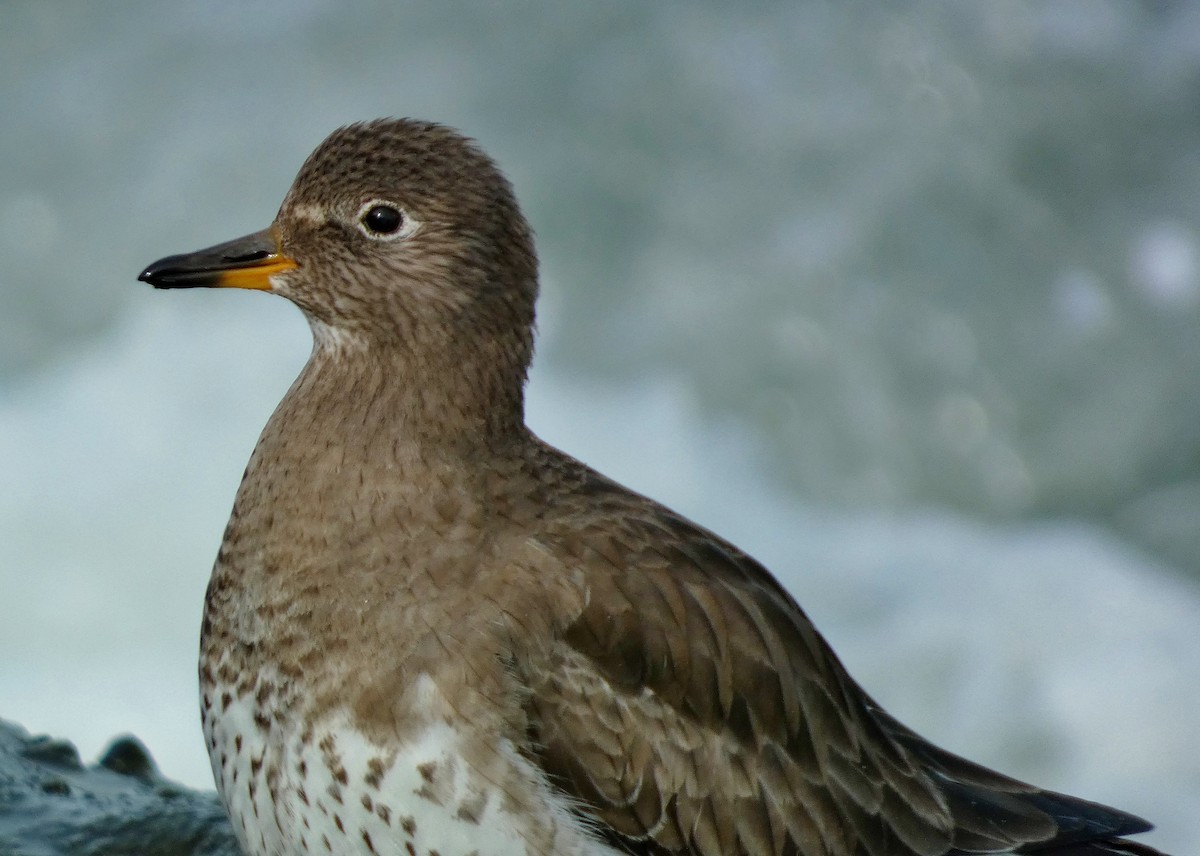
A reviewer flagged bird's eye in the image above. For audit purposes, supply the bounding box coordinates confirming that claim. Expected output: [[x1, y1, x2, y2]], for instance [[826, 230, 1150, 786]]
[[354, 200, 419, 242], [361, 204, 403, 235]]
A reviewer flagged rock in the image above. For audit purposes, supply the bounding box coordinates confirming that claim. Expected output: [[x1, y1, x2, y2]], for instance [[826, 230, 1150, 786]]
[[0, 717, 237, 856]]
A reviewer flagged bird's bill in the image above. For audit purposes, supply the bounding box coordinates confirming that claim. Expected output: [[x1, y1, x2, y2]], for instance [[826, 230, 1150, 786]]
[[138, 228, 297, 290]]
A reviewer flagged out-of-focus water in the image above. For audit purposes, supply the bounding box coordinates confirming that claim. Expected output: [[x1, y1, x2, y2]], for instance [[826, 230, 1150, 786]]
[[1, 3, 1197, 852]]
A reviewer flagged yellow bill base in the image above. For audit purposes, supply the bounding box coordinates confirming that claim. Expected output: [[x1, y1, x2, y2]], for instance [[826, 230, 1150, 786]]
[[215, 256, 298, 290]]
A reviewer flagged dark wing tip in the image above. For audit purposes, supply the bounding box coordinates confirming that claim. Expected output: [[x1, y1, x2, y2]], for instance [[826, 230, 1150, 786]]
[[1021, 789, 1153, 842]]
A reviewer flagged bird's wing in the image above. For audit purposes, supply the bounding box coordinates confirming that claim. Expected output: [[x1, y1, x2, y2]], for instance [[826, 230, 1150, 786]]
[[517, 466, 1160, 856]]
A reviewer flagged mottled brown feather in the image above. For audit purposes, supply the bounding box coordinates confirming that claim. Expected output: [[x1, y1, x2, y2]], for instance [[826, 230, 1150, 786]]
[[143, 118, 1167, 856], [502, 447, 1155, 856]]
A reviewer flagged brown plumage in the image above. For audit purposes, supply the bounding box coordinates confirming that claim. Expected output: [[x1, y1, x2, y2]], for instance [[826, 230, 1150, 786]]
[[139, 119, 1168, 856]]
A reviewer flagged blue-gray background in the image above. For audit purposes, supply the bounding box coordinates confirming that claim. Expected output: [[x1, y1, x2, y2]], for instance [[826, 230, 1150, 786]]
[[1, 3, 1197, 851]]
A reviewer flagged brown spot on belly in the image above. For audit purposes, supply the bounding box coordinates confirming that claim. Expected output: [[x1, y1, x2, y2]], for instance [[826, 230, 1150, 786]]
[[455, 787, 488, 824], [362, 830, 379, 855], [415, 759, 454, 806], [366, 756, 387, 789]]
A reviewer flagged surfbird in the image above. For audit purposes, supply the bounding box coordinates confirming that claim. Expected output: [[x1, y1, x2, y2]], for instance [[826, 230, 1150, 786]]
[[139, 119, 1167, 856]]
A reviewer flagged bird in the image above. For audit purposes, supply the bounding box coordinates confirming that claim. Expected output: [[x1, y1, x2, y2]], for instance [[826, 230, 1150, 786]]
[[139, 119, 1168, 856]]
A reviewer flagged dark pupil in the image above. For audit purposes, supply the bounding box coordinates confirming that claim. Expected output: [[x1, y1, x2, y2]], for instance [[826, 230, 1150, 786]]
[[364, 204, 402, 234]]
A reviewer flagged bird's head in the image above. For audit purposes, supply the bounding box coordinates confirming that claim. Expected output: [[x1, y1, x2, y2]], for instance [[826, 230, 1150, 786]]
[[140, 119, 538, 375]]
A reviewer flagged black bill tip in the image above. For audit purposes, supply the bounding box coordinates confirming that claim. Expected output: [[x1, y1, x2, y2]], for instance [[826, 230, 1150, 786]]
[[138, 254, 224, 289]]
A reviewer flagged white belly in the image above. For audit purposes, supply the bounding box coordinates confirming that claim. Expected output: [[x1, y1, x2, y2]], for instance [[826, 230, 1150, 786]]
[[203, 676, 618, 856]]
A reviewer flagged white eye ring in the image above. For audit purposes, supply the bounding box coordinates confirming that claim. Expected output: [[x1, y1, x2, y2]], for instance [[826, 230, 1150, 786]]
[[355, 199, 420, 241]]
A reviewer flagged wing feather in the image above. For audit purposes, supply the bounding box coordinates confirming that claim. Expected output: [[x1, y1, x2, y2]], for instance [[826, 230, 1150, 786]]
[[514, 458, 1165, 856]]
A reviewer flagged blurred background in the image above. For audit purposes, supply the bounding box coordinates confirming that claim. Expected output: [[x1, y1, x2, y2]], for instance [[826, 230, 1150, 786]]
[[1, 2, 1197, 851]]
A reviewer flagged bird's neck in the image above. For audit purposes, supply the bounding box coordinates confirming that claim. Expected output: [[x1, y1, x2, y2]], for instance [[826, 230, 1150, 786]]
[[269, 323, 530, 466], [220, 331, 532, 597]]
